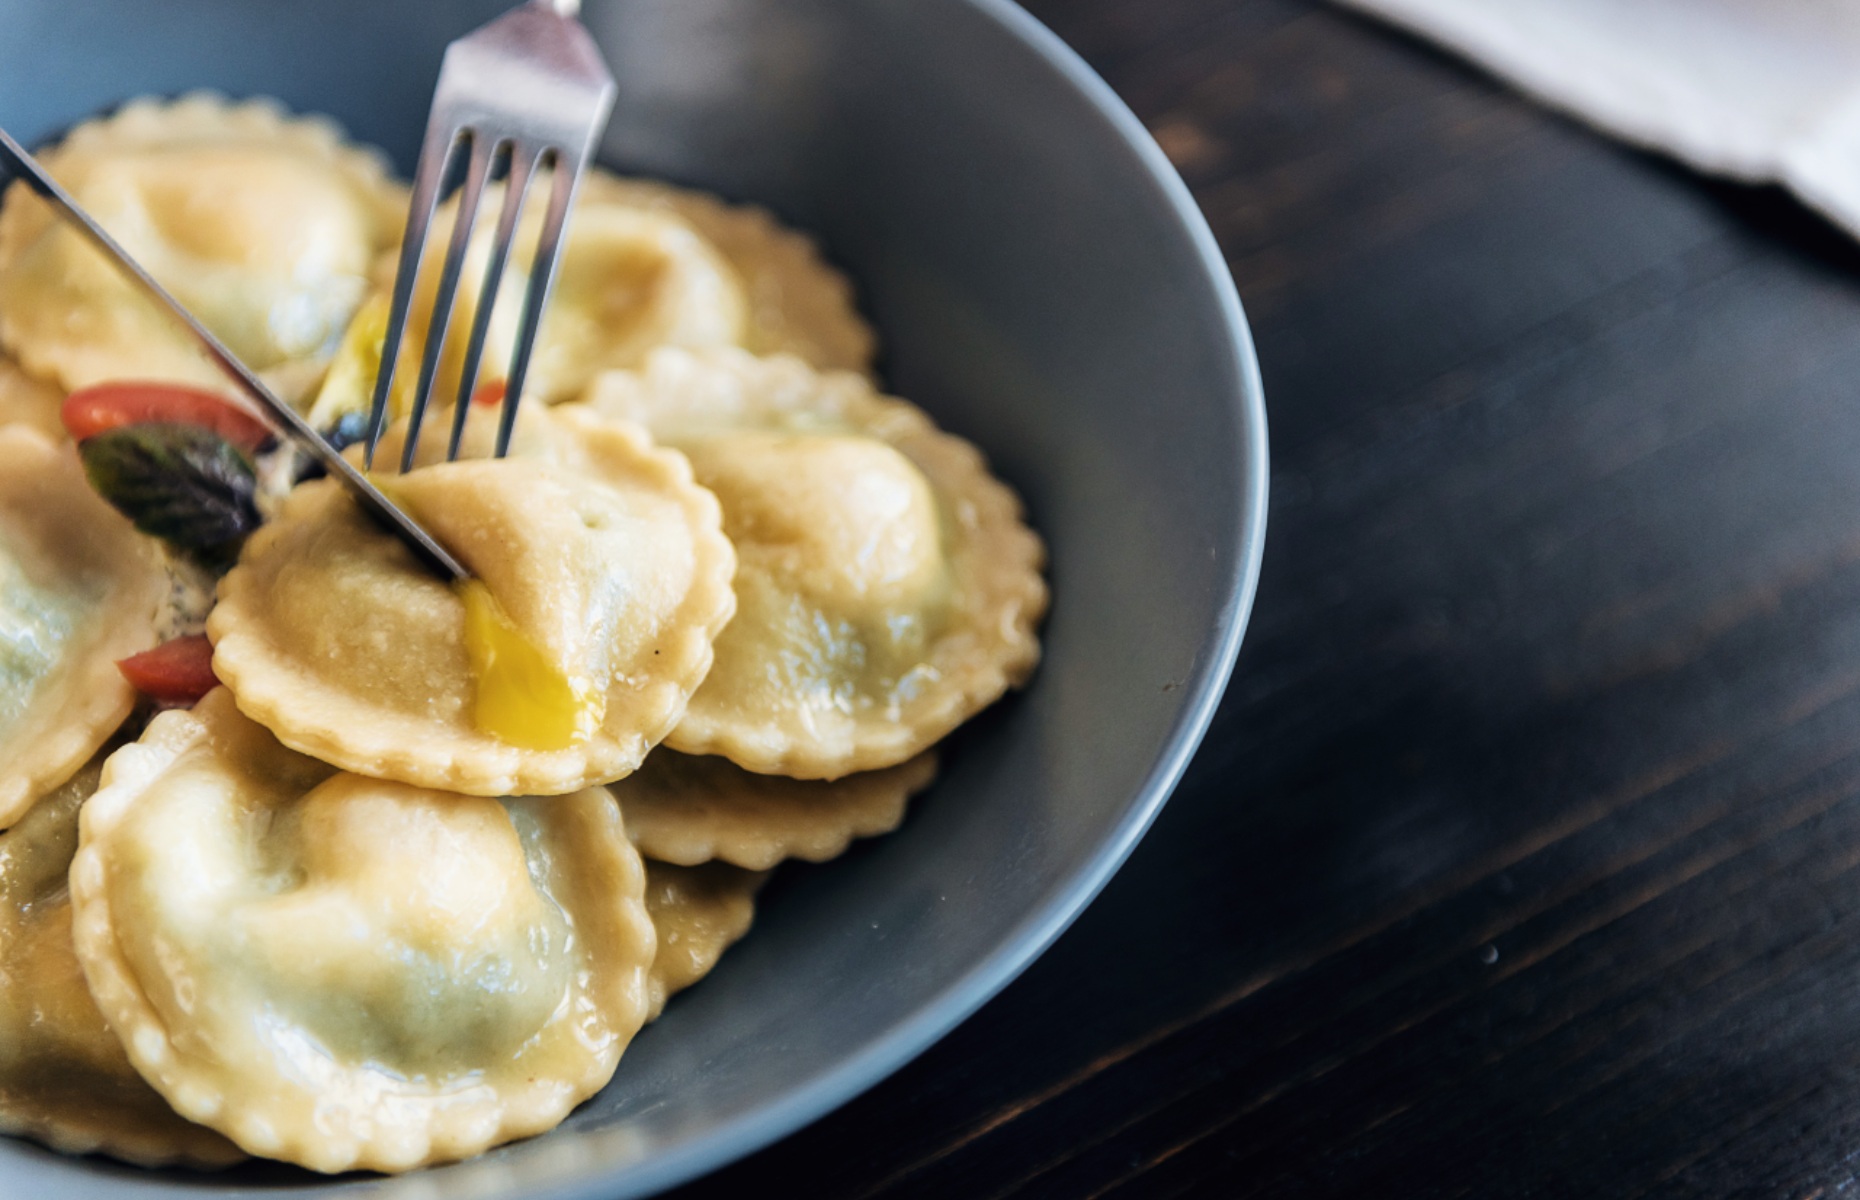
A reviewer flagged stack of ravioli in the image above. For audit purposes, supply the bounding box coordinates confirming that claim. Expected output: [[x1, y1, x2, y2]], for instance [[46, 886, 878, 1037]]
[[0, 96, 1046, 1174]]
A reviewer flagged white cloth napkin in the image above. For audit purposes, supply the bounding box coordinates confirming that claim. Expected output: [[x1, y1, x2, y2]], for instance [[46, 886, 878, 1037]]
[[1338, 0, 1860, 236]]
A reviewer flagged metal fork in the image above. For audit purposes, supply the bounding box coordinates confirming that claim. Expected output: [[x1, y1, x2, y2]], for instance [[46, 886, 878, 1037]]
[[363, 0, 617, 475]]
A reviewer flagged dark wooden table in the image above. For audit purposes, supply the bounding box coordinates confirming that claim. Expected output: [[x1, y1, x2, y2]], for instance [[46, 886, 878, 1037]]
[[668, 2, 1860, 1195]]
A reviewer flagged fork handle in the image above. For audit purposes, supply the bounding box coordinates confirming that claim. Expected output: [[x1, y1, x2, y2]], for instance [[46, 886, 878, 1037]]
[[535, 0, 580, 17]]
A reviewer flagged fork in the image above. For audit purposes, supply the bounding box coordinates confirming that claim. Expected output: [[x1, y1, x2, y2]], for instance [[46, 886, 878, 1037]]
[[363, 0, 617, 474]]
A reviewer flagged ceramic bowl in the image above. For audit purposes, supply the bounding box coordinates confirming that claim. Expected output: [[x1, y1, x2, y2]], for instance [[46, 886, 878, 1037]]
[[0, 1, 1267, 1195]]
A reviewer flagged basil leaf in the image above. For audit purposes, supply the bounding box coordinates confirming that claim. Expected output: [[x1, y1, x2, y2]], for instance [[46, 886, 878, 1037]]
[[185, 538, 246, 577], [79, 423, 260, 550]]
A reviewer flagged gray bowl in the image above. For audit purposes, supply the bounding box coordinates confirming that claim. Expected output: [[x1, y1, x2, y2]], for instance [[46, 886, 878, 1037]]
[[0, 1, 1267, 1196]]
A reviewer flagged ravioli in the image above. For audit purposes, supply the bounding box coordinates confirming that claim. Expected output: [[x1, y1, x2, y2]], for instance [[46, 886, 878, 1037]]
[[0, 94, 406, 402], [308, 169, 875, 430], [0, 751, 244, 1168], [585, 348, 1047, 778], [312, 175, 745, 427], [0, 84, 1056, 1180], [209, 405, 737, 796], [642, 861, 765, 1021], [581, 175, 876, 376], [0, 357, 61, 438], [0, 426, 167, 828], [616, 751, 938, 871], [68, 691, 657, 1174]]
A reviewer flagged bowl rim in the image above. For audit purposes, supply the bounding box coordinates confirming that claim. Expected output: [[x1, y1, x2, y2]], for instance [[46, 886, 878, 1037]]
[[558, 2, 1272, 1196]]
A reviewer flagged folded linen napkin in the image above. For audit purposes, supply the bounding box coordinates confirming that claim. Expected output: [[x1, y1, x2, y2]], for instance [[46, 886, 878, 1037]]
[[1338, 0, 1860, 237]]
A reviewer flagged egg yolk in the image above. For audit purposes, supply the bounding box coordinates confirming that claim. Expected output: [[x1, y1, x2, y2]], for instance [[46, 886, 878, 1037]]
[[457, 580, 604, 751]]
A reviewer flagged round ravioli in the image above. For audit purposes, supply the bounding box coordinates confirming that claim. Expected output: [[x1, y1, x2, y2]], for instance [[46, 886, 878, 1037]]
[[0, 426, 167, 828], [308, 169, 874, 430], [582, 174, 875, 376], [642, 860, 765, 1022], [0, 357, 61, 438], [584, 348, 1047, 778], [0, 749, 244, 1168], [68, 691, 657, 1174], [0, 94, 406, 401], [317, 174, 746, 426], [209, 405, 736, 796], [615, 750, 937, 871]]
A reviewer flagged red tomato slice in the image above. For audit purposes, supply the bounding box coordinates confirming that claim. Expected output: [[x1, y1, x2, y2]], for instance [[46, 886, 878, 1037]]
[[116, 635, 219, 706], [472, 379, 508, 408], [63, 382, 274, 453]]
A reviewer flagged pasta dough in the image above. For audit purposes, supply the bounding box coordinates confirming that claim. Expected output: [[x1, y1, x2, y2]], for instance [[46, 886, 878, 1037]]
[[0, 94, 406, 400], [0, 751, 244, 1168], [616, 751, 938, 871], [585, 348, 1047, 778], [308, 169, 874, 429], [311, 176, 744, 428], [68, 691, 657, 1173], [0, 357, 61, 439], [208, 405, 736, 796], [642, 861, 765, 1021], [580, 175, 875, 376], [0, 426, 166, 829]]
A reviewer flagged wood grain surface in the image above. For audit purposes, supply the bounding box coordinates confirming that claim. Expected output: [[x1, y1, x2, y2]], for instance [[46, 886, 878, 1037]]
[[667, 1, 1860, 1195]]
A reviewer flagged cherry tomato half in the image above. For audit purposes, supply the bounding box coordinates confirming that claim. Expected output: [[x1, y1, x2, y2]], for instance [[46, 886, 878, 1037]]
[[63, 382, 274, 454], [116, 635, 219, 706]]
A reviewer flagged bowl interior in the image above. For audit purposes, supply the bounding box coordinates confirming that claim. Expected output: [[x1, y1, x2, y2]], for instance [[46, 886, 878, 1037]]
[[0, 2, 1266, 1196]]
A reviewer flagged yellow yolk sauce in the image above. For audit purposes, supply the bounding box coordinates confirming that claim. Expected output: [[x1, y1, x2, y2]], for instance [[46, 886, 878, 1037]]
[[456, 580, 605, 751], [304, 292, 390, 430]]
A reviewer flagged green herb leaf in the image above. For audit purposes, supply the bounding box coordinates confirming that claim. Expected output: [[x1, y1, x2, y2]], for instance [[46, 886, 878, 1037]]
[[79, 423, 260, 550]]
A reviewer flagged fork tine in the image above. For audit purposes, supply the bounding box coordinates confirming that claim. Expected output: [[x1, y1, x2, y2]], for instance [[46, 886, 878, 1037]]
[[447, 141, 539, 462], [400, 132, 496, 475], [495, 150, 582, 458], [364, 120, 459, 471]]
